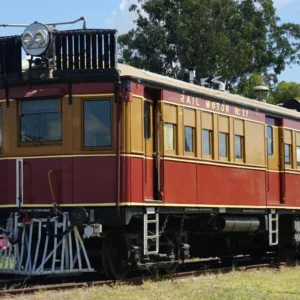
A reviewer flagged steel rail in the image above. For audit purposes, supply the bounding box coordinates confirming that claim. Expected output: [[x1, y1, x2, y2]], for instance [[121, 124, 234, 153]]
[[0, 261, 295, 297]]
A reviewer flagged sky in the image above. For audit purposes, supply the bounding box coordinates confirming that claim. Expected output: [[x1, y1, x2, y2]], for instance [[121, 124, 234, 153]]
[[0, 0, 299, 83]]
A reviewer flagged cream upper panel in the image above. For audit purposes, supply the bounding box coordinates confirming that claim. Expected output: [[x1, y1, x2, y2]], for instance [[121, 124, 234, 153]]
[[118, 63, 300, 120]]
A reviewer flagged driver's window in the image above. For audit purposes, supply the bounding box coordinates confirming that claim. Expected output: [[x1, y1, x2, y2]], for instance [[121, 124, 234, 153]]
[[19, 98, 62, 143]]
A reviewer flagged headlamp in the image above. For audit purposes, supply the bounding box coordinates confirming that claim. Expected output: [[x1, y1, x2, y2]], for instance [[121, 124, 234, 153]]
[[21, 22, 51, 56]]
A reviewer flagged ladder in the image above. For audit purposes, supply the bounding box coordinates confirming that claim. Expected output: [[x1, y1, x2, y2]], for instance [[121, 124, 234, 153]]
[[143, 208, 159, 255], [268, 213, 279, 246]]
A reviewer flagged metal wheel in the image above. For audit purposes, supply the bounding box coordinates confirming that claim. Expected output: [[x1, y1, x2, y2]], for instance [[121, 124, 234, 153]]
[[101, 228, 130, 280], [162, 261, 178, 275], [101, 232, 113, 279]]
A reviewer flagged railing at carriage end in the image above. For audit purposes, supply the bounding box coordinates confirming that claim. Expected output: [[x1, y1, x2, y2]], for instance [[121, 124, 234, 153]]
[[0, 213, 94, 275], [0, 36, 22, 81], [53, 29, 118, 77]]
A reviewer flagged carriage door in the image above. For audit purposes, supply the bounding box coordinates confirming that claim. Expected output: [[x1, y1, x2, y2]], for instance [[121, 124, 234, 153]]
[[144, 95, 162, 201], [266, 117, 285, 206]]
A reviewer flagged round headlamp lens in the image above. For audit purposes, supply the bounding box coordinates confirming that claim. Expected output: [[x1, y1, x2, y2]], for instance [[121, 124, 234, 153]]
[[34, 32, 44, 44], [34, 31, 48, 47], [23, 33, 33, 46]]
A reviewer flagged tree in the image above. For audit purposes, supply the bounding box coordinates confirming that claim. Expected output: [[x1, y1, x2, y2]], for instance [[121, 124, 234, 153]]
[[233, 73, 265, 99], [118, 0, 300, 90], [272, 81, 300, 104]]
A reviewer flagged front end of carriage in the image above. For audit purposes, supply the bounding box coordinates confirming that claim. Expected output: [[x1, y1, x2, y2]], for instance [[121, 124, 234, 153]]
[[0, 18, 128, 277]]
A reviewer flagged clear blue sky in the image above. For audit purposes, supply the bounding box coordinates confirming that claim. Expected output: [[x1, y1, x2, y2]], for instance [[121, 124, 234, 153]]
[[0, 0, 299, 83]]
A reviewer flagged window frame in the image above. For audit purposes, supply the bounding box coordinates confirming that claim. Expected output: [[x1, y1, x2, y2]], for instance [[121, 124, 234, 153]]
[[267, 125, 274, 156], [144, 100, 151, 140], [202, 128, 213, 158], [284, 143, 291, 166], [219, 132, 229, 160], [184, 126, 195, 155], [164, 122, 176, 154], [18, 97, 62, 146], [82, 98, 113, 150], [297, 146, 300, 167], [235, 134, 244, 161]]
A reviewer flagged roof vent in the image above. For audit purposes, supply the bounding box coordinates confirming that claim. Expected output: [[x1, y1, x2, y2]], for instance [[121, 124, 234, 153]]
[[253, 85, 269, 102]]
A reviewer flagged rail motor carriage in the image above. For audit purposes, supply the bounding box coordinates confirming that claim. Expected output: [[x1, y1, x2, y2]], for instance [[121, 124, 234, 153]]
[[0, 17, 299, 280]]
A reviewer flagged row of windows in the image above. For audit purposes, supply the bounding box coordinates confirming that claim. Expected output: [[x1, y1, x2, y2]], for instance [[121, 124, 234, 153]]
[[267, 122, 300, 167], [284, 144, 300, 166], [18, 98, 112, 147], [164, 123, 244, 160]]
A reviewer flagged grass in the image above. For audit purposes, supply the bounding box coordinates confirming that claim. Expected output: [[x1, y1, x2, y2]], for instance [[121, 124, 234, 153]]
[[4, 267, 300, 300]]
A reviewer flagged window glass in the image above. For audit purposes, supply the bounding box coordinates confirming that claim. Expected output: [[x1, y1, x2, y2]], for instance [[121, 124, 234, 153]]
[[219, 132, 228, 157], [285, 144, 291, 165], [20, 99, 61, 142], [144, 101, 151, 140], [267, 126, 273, 156], [164, 123, 175, 150], [297, 146, 300, 166], [83, 100, 111, 147], [202, 129, 212, 155], [184, 126, 193, 152], [235, 135, 243, 159]]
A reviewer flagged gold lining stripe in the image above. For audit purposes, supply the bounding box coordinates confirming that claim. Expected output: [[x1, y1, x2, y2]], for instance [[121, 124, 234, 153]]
[[164, 156, 266, 171], [0, 153, 299, 174], [0, 154, 117, 160], [132, 94, 144, 99], [122, 154, 153, 160], [0, 153, 155, 160], [0, 202, 298, 210], [69, 94, 114, 97]]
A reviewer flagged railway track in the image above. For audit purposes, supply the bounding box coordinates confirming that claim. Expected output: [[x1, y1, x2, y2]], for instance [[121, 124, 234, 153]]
[[0, 260, 296, 297]]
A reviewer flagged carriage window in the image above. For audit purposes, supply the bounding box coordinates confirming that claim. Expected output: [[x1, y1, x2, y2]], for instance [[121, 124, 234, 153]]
[[202, 129, 212, 155], [267, 126, 273, 156], [285, 144, 291, 165], [219, 132, 228, 157], [235, 135, 243, 159], [20, 99, 61, 143], [144, 101, 151, 140], [184, 126, 194, 152], [83, 100, 112, 147], [164, 123, 175, 150], [297, 146, 300, 166]]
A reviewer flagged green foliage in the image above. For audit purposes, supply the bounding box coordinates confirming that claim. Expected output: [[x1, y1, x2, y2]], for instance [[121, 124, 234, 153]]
[[235, 74, 300, 104], [118, 0, 300, 89], [272, 81, 300, 104], [233, 73, 265, 99]]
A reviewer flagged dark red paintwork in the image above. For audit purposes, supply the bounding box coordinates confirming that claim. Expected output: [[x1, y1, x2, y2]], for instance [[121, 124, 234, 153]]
[[0, 82, 115, 99], [0, 157, 117, 206]]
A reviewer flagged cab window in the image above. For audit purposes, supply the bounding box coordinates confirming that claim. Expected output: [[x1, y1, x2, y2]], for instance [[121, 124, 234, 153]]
[[83, 100, 112, 147], [20, 99, 62, 143]]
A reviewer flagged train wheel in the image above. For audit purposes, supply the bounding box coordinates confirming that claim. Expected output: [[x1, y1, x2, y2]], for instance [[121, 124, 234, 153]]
[[102, 228, 130, 280], [101, 232, 113, 279], [162, 262, 178, 275]]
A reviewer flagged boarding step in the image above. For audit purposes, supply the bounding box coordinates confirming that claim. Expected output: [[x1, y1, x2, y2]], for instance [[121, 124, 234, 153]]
[[268, 213, 279, 246], [143, 210, 159, 255], [0, 212, 94, 276]]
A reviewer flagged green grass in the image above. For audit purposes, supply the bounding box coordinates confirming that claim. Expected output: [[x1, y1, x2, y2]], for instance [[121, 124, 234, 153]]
[[4, 267, 300, 300]]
